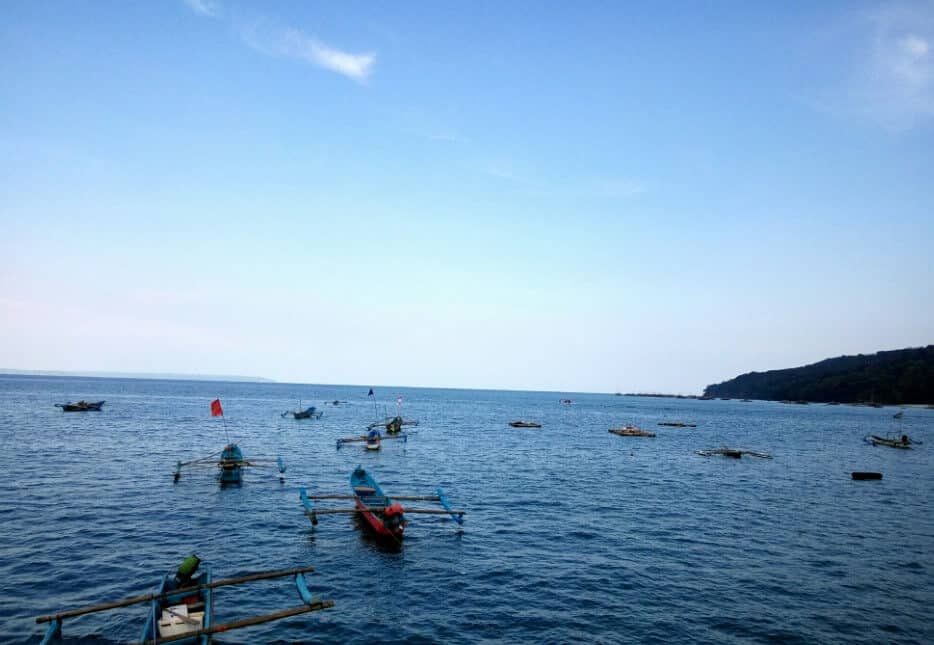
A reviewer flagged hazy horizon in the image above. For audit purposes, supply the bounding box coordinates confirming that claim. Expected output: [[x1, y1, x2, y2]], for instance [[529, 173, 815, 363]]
[[2, 1, 932, 393]]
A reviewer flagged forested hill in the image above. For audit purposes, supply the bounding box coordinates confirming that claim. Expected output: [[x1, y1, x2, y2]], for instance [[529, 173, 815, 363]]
[[704, 346, 934, 404]]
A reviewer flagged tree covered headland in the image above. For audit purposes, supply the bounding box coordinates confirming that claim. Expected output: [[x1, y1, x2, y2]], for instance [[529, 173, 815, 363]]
[[704, 346, 934, 405]]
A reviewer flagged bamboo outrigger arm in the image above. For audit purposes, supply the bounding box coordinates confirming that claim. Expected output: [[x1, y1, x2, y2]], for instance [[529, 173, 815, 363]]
[[132, 599, 335, 645], [36, 566, 318, 624]]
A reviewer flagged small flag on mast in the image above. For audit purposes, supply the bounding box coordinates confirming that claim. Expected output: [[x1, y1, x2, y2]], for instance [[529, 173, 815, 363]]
[[211, 398, 224, 417]]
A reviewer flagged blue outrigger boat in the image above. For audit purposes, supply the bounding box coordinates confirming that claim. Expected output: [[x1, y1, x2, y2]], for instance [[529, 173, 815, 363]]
[[300, 466, 464, 544], [173, 444, 285, 485], [36, 558, 334, 644]]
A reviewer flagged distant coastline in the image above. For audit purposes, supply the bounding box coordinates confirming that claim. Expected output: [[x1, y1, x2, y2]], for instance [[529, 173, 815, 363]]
[[624, 393, 707, 400], [0, 368, 274, 383], [703, 345, 934, 405]]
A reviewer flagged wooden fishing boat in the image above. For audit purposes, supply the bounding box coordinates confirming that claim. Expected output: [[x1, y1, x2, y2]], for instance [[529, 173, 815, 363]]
[[657, 421, 696, 427], [366, 416, 418, 431], [509, 421, 541, 428], [282, 403, 322, 420], [299, 466, 465, 544], [696, 447, 772, 459], [852, 471, 883, 480], [336, 430, 408, 449], [866, 434, 914, 449], [609, 425, 655, 437], [174, 444, 285, 484], [36, 557, 333, 644], [55, 400, 105, 412]]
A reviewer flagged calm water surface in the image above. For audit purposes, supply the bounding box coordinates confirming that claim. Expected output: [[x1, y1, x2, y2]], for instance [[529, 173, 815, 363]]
[[1, 375, 932, 644]]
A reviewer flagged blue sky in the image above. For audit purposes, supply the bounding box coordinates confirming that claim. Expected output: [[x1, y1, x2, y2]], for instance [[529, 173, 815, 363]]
[[1, 1, 932, 393]]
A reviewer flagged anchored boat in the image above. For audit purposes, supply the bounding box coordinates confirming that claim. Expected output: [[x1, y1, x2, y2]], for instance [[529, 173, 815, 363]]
[[282, 402, 322, 420], [336, 428, 408, 450], [366, 416, 418, 431], [174, 443, 286, 485], [508, 421, 541, 428], [36, 556, 334, 644], [299, 466, 464, 544], [696, 447, 772, 459], [657, 421, 696, 427], [609, 425, 655, 437], [865, 434, 916, 449], [55, 400, 105, 412]]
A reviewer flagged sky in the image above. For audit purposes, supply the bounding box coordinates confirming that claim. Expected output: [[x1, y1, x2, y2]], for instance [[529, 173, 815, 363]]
[[1, 1, 933, 394]]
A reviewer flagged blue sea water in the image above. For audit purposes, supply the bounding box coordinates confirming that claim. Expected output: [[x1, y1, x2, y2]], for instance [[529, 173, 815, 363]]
[[1, 375, 933, 644]]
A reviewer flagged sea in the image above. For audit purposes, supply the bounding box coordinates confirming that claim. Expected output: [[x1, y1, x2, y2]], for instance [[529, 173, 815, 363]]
[[1, 375, 932, 644]]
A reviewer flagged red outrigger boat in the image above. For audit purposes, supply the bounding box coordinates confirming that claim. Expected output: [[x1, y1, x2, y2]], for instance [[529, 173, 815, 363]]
[[299, 466, 464, 544]]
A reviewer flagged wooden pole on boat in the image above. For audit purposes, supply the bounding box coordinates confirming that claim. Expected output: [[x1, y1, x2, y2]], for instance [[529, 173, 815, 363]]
[[36, 566, 317, 624], [134, 600, 335, 645], [308, 508, 464, 516], [306, 494, 441, 501]]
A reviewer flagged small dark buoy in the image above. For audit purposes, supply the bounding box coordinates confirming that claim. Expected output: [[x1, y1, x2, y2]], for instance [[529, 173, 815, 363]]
[[852, 472, 883, 480]]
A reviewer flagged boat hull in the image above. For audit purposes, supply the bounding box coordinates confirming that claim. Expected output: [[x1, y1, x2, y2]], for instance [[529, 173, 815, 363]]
[[350, 467, 405, 541], [869, 435, 912, 449], [56, 400, 105, 412], [139, 570, 212, 645], [218, 444, 245, 484]]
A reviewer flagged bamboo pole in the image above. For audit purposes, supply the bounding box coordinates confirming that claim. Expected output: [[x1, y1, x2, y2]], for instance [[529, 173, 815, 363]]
[[306, 494, 440, 501], [308, 508, 464, 516], [134, 600, 334, 644], [36, 566, 317, 624]]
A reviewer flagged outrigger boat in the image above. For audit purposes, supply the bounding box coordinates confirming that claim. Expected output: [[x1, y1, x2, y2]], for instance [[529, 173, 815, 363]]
[[336, 429, 408, 450], [173, 444, 286, 485], [299, 466, 464, 544], [696, 447, 772, 459], [366, 416, 417, 432], [282, 402, 322, 420], [55, 400, 105, 412], [609, 425, 655, 437], [657, 421, 696, 427], [509, 421, 541, 428], [865, 434, 917, 449], [36, 555, 334, 644]]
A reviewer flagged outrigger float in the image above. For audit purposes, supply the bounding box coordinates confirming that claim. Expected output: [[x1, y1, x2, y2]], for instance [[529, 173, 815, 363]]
[[609, 425, 655, 437], [173, 444, 286, 485], [36, 555, 334, 644], [299, 466, 464, 544], [55, 400, 105, 412], [695, 447, 772, 459]]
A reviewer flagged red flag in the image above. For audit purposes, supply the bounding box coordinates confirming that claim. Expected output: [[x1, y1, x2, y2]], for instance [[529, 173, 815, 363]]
[[211, 398, 224, 417]]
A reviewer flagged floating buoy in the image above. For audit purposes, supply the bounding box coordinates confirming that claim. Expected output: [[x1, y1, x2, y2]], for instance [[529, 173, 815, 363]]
[[852, 472, 883, 480]]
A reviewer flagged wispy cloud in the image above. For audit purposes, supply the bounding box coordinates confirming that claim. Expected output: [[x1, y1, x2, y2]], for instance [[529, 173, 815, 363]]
[[815, 1, 934, 130], [240, 20, 376, 82], [182, 0, 219, 18]]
